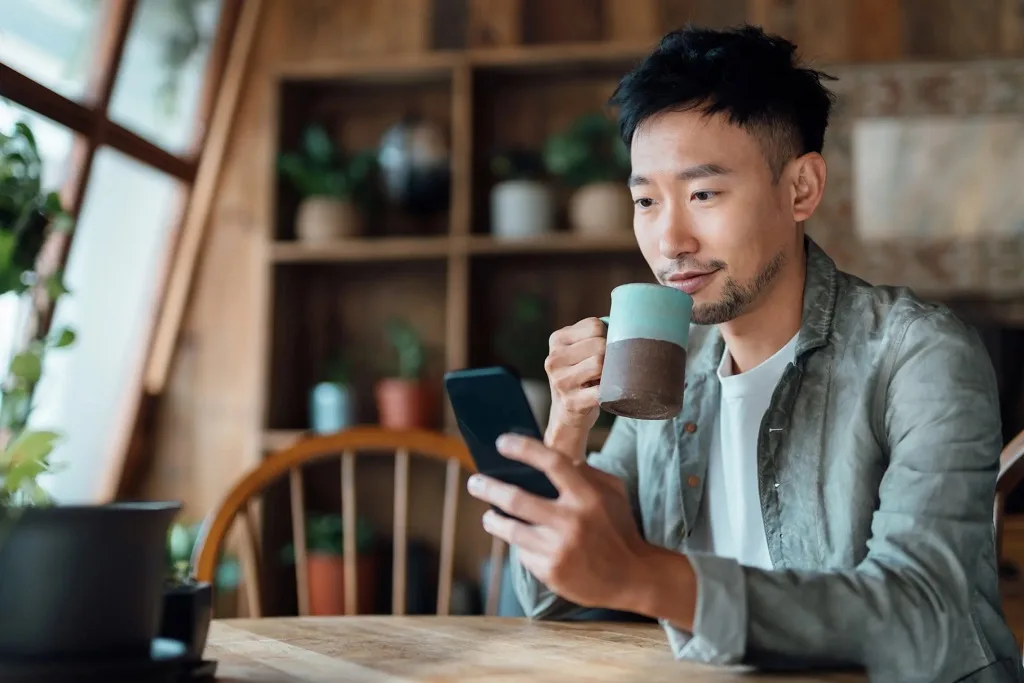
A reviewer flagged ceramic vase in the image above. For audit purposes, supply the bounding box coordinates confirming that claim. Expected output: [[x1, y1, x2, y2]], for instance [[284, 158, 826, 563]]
[[295, 197, 362, 243], [490, 180, 555, 239], [568, 182, 634, 237]]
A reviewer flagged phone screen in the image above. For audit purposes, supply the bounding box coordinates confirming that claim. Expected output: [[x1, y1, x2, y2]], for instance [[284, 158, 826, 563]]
[[444, 366, 559, 510]]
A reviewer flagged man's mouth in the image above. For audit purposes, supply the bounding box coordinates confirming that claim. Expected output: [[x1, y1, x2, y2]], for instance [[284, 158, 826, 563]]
[[664, 269, 720, 295]]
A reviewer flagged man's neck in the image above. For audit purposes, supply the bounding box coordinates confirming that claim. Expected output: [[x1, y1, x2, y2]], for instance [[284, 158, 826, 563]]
[[718, 250, 807, 375]]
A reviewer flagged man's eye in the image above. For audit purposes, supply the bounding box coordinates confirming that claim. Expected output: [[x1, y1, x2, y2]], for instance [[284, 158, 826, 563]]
[[692, 190, 717, 202], [634, 197, 654, 208]]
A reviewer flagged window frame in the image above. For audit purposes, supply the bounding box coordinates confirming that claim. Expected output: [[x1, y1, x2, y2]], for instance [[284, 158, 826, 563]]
[[0, 0, 244, 496]]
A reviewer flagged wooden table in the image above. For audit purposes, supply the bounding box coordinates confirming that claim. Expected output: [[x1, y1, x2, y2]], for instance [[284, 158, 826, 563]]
[[206, 616, 866, 682]]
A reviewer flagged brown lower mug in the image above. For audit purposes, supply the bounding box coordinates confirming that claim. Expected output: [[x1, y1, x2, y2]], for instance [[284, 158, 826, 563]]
[[598, 336, 687, 420]]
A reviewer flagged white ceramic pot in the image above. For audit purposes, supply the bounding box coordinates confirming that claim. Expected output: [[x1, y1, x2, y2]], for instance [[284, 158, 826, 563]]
[[520, 378, 552, 430], [296, 197, 362, 243], [568, 181, 634, 237], [490, 180, 555, 239]]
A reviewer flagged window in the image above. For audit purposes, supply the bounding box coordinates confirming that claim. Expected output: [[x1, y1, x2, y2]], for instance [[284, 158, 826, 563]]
[[0, 0, 106, 101], [1, 0, 240, 502], [31, 149, 185, 501], [109, 0, 223, 153]]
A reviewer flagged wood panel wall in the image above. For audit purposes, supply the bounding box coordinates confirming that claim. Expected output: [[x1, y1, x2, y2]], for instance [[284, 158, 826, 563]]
[[137, 0, 1024, 571]]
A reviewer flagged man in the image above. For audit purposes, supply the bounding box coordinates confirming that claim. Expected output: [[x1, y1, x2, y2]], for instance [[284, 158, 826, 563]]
[[465, 24, 1023, 682]]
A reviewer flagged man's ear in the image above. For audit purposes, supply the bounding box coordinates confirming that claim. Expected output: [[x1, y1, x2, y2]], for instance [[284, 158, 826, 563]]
[[790, 152, 827, 223]]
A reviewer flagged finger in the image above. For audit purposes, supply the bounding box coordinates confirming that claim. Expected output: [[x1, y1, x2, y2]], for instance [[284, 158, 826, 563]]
[[560, 385, 601, 414], [550, 358, 603, 397], [481, 510, 550, 554], [548, 318, 606, 349], [495, 434, 583, 491], [547, 335, 606, 368], [466, 473, 559, 525]]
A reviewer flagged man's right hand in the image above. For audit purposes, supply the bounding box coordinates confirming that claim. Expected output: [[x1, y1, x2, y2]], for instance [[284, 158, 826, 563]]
[[544, 317, 607, 436]]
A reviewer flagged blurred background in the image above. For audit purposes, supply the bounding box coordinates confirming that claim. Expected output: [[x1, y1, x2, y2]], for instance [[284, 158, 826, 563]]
[[2, 0, 1023, 627]]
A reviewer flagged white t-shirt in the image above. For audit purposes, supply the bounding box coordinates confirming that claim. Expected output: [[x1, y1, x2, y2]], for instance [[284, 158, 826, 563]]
[[688, 332, 799, 570]]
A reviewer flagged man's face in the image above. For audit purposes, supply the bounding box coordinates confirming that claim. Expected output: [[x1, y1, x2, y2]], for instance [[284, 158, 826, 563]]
[[628, 109, 803, 325]]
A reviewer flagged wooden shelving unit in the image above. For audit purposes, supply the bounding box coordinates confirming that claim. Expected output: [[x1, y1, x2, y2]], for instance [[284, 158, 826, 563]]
[[260, 42, 656, 448]]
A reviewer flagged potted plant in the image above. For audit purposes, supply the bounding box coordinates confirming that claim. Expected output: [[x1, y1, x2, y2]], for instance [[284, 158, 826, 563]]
[[161, 521, 213, 665], [310, 353, 356, 434], [544, 111, 633, 237], [489, 148, 554, 240], [0, 120, 181, 663], [282, 513, 377, 615], [278, 124, 378, 243], [495, 293, 553, 428], [375, 318, 432, 429]]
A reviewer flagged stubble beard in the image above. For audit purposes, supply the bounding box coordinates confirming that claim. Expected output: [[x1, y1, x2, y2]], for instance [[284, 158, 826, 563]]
[[690, 248, 787, 325]]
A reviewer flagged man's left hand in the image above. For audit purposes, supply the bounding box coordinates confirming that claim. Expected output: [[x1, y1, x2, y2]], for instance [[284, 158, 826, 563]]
[[466, 433, 651, 611]]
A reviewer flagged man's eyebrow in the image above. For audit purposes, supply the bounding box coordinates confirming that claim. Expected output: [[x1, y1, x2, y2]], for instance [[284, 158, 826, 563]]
[[678, 163, 731, 181], [627, 164, 732, 187]]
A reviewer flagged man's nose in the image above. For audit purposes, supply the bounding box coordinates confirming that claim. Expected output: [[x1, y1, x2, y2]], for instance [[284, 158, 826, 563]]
[[658, 204, 699, 260]]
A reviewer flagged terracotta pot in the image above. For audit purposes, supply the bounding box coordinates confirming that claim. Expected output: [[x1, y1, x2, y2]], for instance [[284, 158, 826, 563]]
[[568, 181, 634, 237], [295, 197, 362, 243], [375, 378, 431, 429], [307, 552, 377, 615]]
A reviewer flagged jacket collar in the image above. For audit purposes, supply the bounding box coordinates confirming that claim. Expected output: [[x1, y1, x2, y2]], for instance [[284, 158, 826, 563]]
[[687, 235, 839, 378]]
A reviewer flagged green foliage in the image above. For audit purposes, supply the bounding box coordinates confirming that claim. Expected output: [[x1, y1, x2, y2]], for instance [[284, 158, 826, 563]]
[[495, 294, 551, 382], [0, 122, 72, 296], [281, 513, 375, 561], [278, 125, 379, 202], [384, 318, 424, 380], [543, 111, 631, 188], [324, 354, 352, 385], [490, 148, 546, 182], [166, 521, 241, 589], [0, 119, 77, 507]]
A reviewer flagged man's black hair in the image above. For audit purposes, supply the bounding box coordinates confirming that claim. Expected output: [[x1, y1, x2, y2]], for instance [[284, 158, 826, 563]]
[[609, 24, 837, 180]]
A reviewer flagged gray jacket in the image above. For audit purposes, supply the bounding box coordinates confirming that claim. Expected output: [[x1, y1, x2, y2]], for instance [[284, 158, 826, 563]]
[[510, 237, 1024, 682]]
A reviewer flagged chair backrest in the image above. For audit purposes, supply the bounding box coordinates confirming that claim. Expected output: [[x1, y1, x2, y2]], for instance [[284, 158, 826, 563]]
[[994, 428, 1024, 563], [190, 426, 506, 617]]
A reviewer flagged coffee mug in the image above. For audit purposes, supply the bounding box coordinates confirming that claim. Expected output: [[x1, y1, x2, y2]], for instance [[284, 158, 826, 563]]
[[598, 283, 693, 420]]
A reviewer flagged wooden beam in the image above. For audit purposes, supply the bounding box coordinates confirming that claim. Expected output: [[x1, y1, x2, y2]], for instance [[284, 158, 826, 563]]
[[0, 70, 194, 181], [113, 0, 264, 501], [144, 0, 264, 394]]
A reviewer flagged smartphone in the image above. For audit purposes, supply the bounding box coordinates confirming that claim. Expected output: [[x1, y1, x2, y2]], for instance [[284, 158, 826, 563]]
[[444, 366, 559, 519]]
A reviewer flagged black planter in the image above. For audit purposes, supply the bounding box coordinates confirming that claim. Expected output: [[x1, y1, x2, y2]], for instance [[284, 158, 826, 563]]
[[0, 501, 181, 660], [159, 581, 212, 661]]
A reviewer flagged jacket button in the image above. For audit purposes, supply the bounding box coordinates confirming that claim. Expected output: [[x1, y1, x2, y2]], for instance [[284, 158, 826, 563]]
[[684, 422, 697, 433], [687, 475, 701, 488]]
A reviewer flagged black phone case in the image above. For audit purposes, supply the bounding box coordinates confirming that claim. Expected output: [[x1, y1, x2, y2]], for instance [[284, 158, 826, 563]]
[[444, 366, 558, 523]]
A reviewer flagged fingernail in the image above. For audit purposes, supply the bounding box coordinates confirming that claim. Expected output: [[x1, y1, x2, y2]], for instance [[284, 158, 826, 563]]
[[482, 510, 496, 529], [496, 433, 518, 450], [467, 475, 483, 493]]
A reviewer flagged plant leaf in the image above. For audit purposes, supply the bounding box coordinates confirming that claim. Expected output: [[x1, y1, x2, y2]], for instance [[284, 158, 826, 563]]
[[9, 350, 42, 385], [44, 270, 71, 300], [2, 429, 60, 468], [50, 326, 75, 348], [14, 122, 37, 152]]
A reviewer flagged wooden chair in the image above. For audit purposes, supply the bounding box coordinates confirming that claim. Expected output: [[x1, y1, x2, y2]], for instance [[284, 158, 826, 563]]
[[995, 428, 1024, 565], [190, 426, 506, 618]]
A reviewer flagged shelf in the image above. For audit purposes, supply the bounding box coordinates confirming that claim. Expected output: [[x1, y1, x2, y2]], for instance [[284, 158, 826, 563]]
[[467, 233, 636, 256], [271, 42, 651, 82], [268, 234, 642, 262], [269, 236, 452, 263], [262, 426, 611, 455]]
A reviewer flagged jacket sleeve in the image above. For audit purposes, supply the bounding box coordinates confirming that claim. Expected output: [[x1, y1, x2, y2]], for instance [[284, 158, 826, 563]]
[[660, 310, 1005, 682], [509, 415, 641, 619]]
